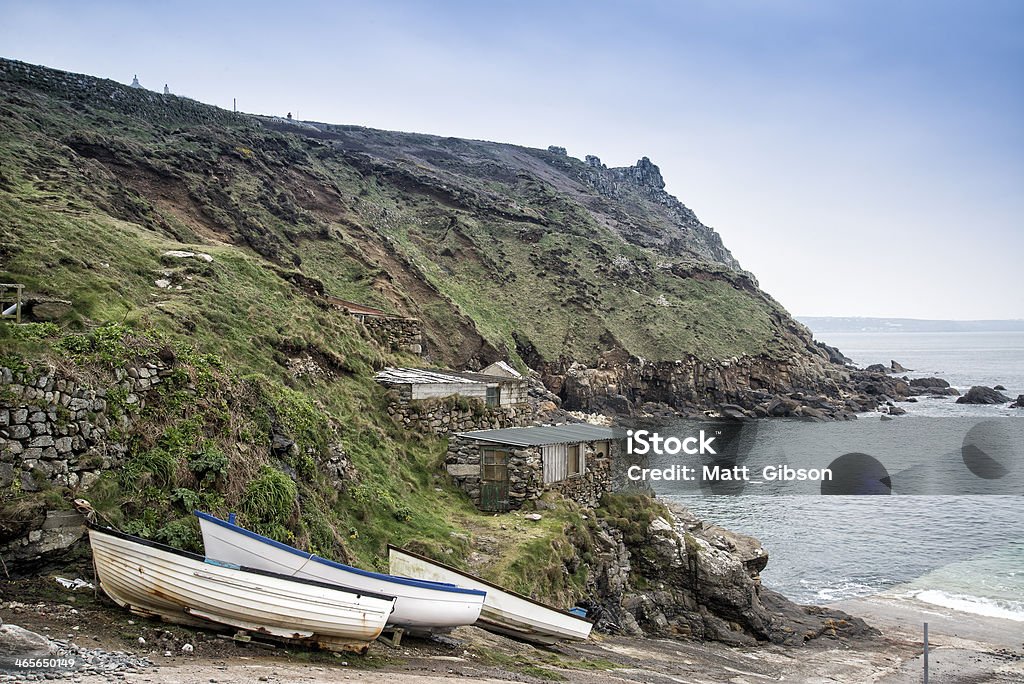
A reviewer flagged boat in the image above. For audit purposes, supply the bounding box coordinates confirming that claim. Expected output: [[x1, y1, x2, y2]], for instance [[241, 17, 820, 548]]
[[387, 545, 593, 645], [195, 511, 486, 632], [87, 523, 396, 653]]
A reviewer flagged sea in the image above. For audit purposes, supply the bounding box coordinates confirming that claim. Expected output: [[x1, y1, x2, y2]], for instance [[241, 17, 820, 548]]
[[646, 331, 1024, 623]]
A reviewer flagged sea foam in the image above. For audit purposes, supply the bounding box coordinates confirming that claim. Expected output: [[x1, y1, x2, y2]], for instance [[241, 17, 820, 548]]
[[910, 589, 1024, 622]]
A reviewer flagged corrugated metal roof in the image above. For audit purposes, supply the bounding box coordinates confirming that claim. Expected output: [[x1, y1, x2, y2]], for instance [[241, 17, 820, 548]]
[[375, 367, 527, 385], [375, 368, 475, 384], [457, 424, 618, 446]]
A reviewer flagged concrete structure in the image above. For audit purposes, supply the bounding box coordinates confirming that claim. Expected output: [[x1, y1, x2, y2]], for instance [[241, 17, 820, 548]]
[[445, 424, 617, 512]]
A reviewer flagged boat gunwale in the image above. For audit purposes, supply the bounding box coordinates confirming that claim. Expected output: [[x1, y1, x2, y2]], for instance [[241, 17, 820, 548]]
[[387, 544, 594, 625], [87, 522, 398, 604], [195, 511, 486, 598]]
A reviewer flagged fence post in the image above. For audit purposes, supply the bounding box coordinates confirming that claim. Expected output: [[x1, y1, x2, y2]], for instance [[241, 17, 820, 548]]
[[923, 622, 929, 683]]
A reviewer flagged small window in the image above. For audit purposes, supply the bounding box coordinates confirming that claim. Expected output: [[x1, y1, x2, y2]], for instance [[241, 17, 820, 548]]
[[594, 441, 609, 459], [567, 444, 581, 476], [482, 448, 508, 482], [485, 386, 500, 407]]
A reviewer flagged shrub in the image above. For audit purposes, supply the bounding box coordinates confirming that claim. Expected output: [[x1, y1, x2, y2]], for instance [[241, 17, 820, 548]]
[[242, 466, 297, 537]]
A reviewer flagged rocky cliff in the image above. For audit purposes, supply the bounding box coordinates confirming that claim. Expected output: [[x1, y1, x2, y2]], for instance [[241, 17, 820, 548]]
[[0, 58, 881, 648], [579, 495, 875, 645], [0, 57, 872, 422]]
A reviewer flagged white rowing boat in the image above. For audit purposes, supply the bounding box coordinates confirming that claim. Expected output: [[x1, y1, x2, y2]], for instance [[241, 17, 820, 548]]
[[87, 523, 396, 653], [195, 511, 486, 632], [387, 545, 593, 644]]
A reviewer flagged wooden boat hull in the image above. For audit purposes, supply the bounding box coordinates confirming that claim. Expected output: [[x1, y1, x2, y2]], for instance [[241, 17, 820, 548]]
[[387, 545, 593, 645], [196, 512, 486, 631], [88, 525, 396, 653]]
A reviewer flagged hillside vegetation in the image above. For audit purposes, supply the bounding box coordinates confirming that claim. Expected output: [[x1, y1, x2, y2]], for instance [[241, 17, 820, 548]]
[[0, 58, 824, 606]]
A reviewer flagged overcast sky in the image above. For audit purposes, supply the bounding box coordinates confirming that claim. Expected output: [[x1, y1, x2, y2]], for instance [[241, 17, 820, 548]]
[[2, 0, 1021, 319]]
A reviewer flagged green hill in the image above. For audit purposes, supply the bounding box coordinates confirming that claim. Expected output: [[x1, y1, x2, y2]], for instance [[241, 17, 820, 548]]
[[0, 58, 854, 638]]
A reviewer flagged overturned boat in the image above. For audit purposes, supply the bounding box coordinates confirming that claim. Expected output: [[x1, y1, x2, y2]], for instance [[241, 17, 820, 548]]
[[87, 523, 396, 653], [388, 545, 593, 645], [195, 511, 486, 631]]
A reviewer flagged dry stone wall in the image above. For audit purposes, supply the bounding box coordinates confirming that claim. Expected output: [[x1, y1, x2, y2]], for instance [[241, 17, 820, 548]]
[[384, 387, 525, 435], [445, 436, 613, 510], [362, 316, 424, 356], [547, 448, 613, 509], [0, 361, 170, 564]]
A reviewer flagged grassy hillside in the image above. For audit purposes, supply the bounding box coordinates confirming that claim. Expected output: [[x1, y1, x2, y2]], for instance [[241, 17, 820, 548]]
[[0, 57, 818, 604], [0, 58, 811, 371]]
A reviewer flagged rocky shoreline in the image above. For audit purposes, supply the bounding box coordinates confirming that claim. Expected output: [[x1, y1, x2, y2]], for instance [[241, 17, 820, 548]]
[[2, 583, 1020, 683], [539, 347, 1023, 422]]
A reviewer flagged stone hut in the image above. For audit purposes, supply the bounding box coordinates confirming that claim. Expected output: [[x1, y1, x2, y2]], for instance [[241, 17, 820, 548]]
[[376, 366, 530, 435], [446, 424, 617, 512]]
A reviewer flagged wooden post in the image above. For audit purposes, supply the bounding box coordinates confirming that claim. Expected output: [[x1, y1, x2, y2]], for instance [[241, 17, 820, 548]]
[[1, 283, 23, 323], [923, 622, 929, 683]]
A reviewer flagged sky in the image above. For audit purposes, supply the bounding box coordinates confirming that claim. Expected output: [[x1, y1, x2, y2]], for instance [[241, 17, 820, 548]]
[[1, 0, 1022, 319]]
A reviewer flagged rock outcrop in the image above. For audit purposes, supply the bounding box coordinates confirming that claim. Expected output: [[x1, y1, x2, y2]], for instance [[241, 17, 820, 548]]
[[579, 155, 741, 269], [541, 349, 878, 420], [581, 501, 876, 645], [907, 377, 960, 396], [956, 386, 1012, 405]]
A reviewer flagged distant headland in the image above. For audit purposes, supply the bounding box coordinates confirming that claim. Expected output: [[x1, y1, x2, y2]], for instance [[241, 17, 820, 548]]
[[799, 317, 1024, 334]]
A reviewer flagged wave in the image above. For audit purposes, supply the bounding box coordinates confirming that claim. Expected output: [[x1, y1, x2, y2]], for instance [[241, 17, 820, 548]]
[[909, 589, 1024, 622], [801, 578, 879, 603]]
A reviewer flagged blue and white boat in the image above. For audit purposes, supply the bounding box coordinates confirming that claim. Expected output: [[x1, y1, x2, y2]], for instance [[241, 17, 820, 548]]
[[195, 511, 486, 632]]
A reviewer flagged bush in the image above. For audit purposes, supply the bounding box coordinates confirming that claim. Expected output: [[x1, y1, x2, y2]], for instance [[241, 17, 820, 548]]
[[187, 441, 228, 488], [242, 466, 297, 537]]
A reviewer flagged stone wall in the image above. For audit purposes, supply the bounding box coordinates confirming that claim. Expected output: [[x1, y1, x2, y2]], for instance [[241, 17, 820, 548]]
[[445, 438, 544, 509], [385, 387, 525, 435], [0, 361, 170, 565], [361, 315, 424, 356], [547, 444, 614, 509], [445, 436, 613, 510]]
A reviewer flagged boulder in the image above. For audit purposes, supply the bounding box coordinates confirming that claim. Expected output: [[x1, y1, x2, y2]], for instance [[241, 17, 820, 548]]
[[1010, 395, 1024, 409], [26, 299, 73, 321], [0, 624, 54, 658], [993, 384, 1006, 391], [797, 406, 829, 421], [909, 377, 950, 388], [955, 386, 1011, 405], [814, 341, 852, 366], [890, 360, 911, 372], [767, 396, 800, 417], [887, 405, 907, 416], [864, 363, 889, 374], [718, 404, 752, 420]]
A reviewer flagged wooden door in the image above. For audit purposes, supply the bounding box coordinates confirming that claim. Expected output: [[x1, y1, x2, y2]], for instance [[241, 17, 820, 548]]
[[480, 448, 509, 512]]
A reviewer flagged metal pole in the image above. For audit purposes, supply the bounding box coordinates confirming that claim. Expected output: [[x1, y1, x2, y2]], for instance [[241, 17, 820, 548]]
[[923, 622, 929, 683]]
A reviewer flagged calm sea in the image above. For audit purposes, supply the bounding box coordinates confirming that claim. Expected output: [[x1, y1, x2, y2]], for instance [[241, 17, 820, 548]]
[[655, 331, 1024, 622]]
